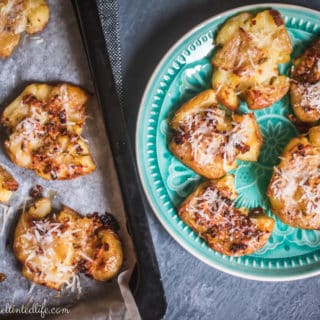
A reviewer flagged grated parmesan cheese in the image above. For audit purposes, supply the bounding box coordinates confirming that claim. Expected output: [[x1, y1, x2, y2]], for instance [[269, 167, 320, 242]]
[[181, 107, 247, 167], [0, 204, 10, 235], [271, 154, 320, 215], [184, 185, 262, 245], [19, 213, 81, 291], [299, 82, 320, 114], [64, 273, 82, 296], [186, 187, 232, 225], [0, 0, 27, 34]]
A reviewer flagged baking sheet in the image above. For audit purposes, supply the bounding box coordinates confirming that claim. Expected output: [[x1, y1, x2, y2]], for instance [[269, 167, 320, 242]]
[[0, 0, 139, 319]]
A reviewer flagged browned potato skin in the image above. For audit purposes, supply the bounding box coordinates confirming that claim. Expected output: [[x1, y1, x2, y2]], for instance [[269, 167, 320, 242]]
[[212, 9, 292, 111], [291, 40, 320, 83], [14, 198, 123, 290], [0, 0, 50, 58], [169, 90, 263, 179], [179, 175, 274, 256], [233, 113, 263, 162], [290, 39, 320, 123], [87, 229, 123, 281], [267, 127, 320, 229], [0, 32, 20, 58], [0, 165, 18, 202], [245, 76, 290, 110], [58, 208, 124, 283], [1, 83, 96, 180]]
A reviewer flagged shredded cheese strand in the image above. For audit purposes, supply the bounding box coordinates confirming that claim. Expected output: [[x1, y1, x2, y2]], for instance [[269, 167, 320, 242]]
[[0, 204, 10, 235], [271, 154, 320, 215], [182, 107, 247, 167]]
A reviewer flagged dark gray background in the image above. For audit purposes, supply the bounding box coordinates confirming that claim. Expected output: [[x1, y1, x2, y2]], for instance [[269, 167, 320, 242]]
[[118, 1, 320, 319]]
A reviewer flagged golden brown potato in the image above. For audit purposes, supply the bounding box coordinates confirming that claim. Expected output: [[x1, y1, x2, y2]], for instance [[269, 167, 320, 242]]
[[290, 39, 320, 123], [25, 0, 50, 34], [213, 28, 266, 75], [242, 10, 292, 63], [1, 83, 96, 180], [267, 126, 320, 229], [179, 175, 274, 256], [13, 198, 123, 290], [0, 0, 49, 58], [212, 9, 292, 110], [0, 165, 18, 202], [169, 90, 262, 179], [85, 228, 123, 282], [244, 75, 290, 110], [215, 12, 252, 46]]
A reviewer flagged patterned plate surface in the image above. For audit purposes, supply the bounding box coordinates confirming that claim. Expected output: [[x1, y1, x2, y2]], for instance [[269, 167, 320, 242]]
[[136, 4, 320, 280]]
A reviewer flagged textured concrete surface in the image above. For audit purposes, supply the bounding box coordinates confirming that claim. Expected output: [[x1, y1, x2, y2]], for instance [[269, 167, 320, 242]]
[[119, 1, 320, 319]]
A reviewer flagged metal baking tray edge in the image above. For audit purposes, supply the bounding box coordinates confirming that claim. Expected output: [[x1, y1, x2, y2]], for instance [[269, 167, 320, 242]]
[[71, 1, 167, 319]]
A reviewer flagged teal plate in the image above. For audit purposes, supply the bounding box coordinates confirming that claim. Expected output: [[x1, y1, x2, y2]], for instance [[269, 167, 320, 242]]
[[136, 4, 320, 280]]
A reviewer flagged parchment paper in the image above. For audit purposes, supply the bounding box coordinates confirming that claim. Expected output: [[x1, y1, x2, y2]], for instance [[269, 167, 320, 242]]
[[0, 1, 139, 319]]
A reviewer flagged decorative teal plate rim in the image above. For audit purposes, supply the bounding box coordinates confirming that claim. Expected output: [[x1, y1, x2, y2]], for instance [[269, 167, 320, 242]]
[[136, 3, 320, 281]]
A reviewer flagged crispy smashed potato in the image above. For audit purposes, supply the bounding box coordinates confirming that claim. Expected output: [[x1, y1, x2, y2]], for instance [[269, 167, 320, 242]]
[[169, 89, 262, 179], [1, 83, 96, 180], [267, 126, 320, 229], [14, 197, 123, 290], [0, 0, 49, 58], [212, 9, 292, 110], [0, 165, 18, 202], [290, 39, 320, 123], [179, 175, 274, 256]]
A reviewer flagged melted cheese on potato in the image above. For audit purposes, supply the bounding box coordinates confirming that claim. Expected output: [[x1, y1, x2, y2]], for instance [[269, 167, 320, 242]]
[[169, 90, 262, 179], [1, 83, 96, 180], [290, 39, 320, 122], [0, 0, 49, 58], [14, 198, 123, 290], [179, 175, 274, 256], [212, 9, 292, 110], [268, 126, 320, 229]]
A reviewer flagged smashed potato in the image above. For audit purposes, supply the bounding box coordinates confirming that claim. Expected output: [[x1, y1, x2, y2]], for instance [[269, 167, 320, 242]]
[[169, 89, 262, 179], [14, 197, 123, 290], [179, 175, 274, 256], [1, 83, 96, 180], [212, 9, 292, 110], [0, 165, 18, 202], [0, 0, 49, 58], [267, 126, 320, 229], [290, 39, 320, 123]]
